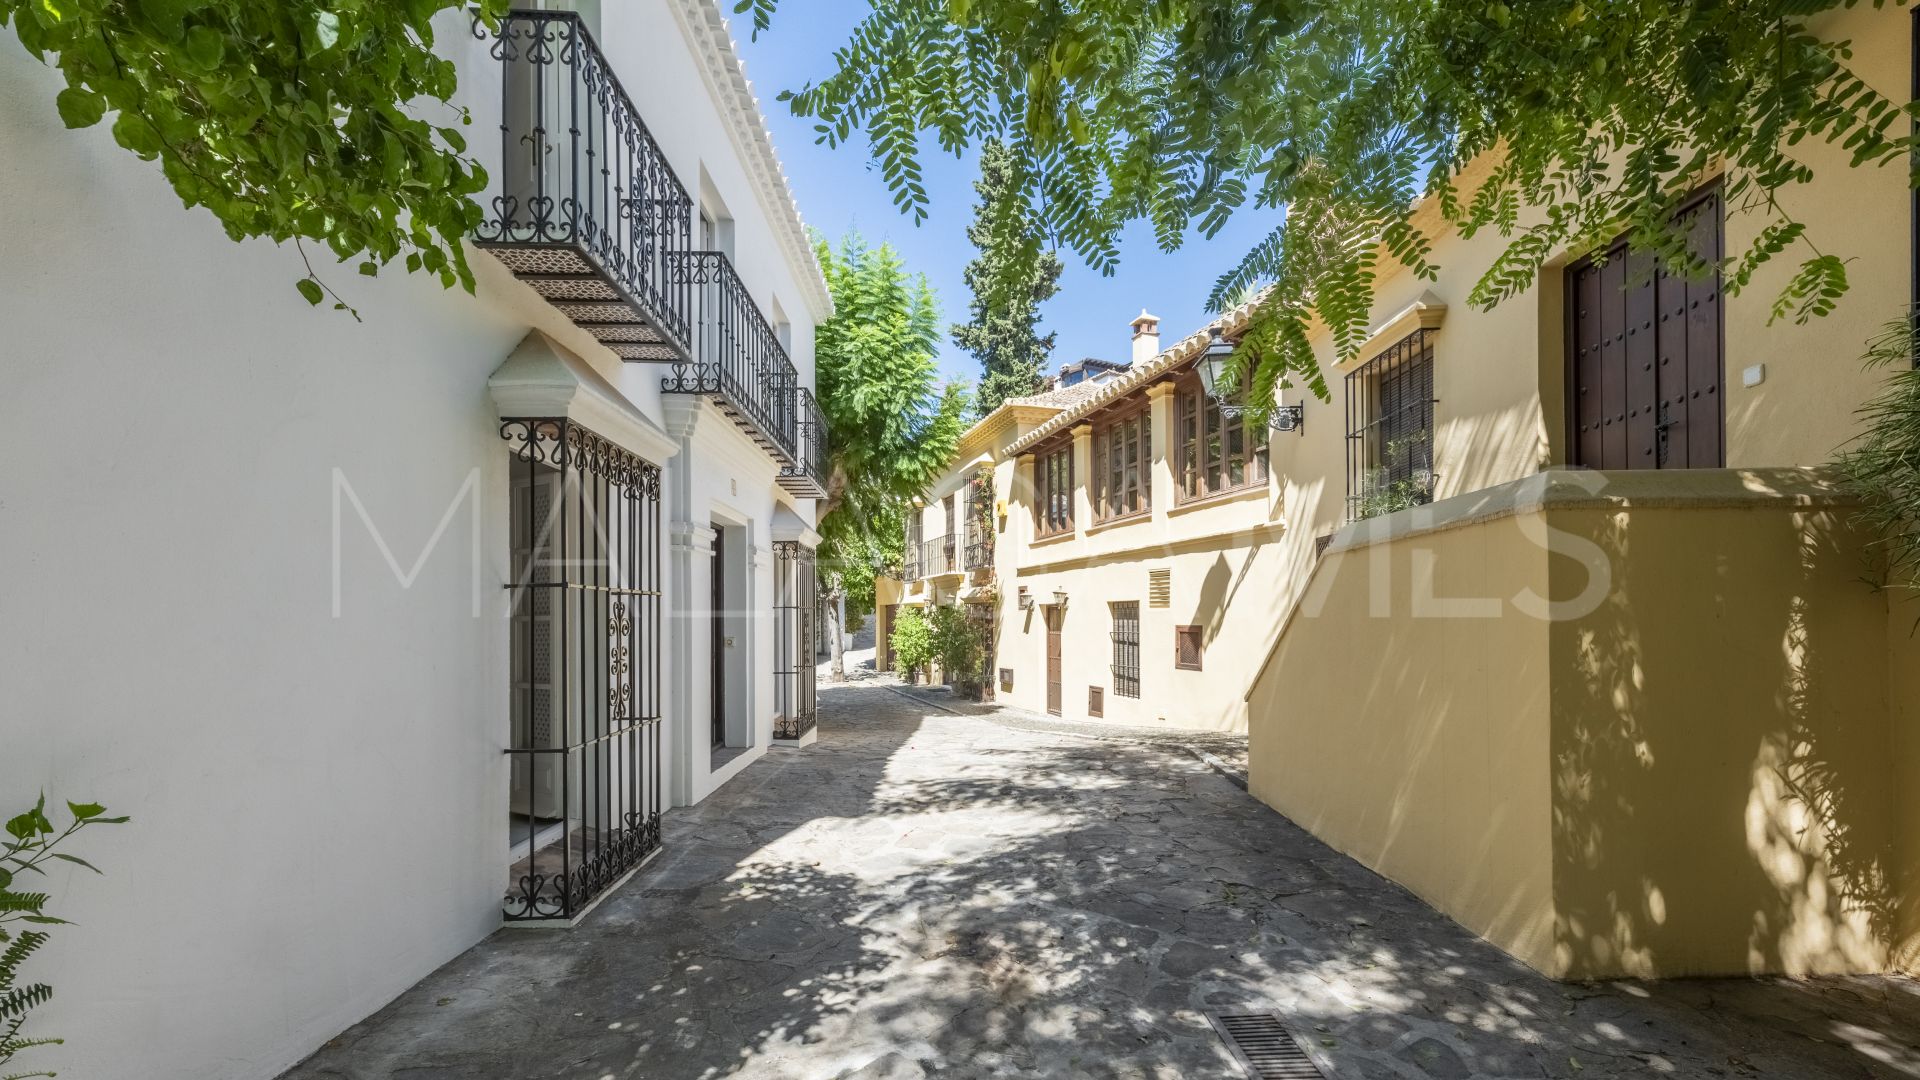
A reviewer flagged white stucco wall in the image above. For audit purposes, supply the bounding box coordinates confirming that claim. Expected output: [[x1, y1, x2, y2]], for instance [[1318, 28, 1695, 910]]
[[0, 3, 820, 1078]]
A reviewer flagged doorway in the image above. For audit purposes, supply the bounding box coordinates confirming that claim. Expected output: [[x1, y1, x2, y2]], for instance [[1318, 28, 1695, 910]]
[[1566, 185, 1725, 470], [1045, 606, 1063, 716], [710, 529, 725, 749]]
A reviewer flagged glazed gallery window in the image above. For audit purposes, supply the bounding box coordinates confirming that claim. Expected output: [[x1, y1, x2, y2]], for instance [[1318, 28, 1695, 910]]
[[1033, 442, 1074, 538], [1092, 408, 1151, 521], [1175, 381, 1267, 502]]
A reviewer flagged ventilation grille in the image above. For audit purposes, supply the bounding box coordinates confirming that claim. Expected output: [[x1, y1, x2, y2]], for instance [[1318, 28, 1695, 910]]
[[1206, 1012, 1328, 1079], [1088, 686, 1104, 717], [1175, 625, 1204, 671], [1314, 533, 1335, 557], [1148, 567, 1172, 607]]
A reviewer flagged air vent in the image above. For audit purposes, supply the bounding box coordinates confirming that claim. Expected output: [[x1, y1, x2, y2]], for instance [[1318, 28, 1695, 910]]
[[1205, 1011, 1329, 1079], [1314, 534, 1335, 557], [1148, 567, 1172, 608], [1088, 686, 1104, 717]]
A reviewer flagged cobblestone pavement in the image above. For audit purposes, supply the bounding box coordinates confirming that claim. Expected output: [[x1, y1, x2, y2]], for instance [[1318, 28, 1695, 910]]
[[283, 684, 1920, 1080]]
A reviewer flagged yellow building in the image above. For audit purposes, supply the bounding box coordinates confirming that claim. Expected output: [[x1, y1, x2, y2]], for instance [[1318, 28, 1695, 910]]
[[1238, 1, 1920, 981], [885, 1, 1919, 983]]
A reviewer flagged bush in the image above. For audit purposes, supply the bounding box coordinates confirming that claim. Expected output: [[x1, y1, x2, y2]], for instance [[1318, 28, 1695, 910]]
[[1837, 312, 1920, 604], [890, 607, 937, 680], [930, 605, 985, 684]]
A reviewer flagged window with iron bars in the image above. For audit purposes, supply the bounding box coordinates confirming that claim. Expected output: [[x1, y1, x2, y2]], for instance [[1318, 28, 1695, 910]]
[[1110, 601, 1141, 699], [502, 417, 663, 923], [1346, 328, 1437, 520]]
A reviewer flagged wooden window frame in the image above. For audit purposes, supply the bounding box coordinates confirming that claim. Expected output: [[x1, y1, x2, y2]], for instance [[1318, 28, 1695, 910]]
[[1173, 374, 1268, 504], [1174, 625, 1204, 671], [1032, 441, 1075, 539], [1091, 404, 1152, 523]]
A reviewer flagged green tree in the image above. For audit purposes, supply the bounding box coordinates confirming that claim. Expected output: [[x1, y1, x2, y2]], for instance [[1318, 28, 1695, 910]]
[[768, 0, 1918, 406], [1, 0, 512, 316], [953, 139, 1064, 417], [887, 607, 937, 683], [813, 232, 971, 679]]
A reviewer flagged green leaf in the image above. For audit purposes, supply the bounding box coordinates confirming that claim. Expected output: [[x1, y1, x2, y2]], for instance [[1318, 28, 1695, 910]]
[[48, 853, 100, 873], [313, 10, 340, 51], [55, 86, 105, 129], [184, 25, 223, 68], [297, 279, 325, 306], [65, 802, 104, 821]]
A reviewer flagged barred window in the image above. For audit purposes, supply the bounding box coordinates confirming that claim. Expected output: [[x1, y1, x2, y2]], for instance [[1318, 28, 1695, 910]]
[[1034, 442, 1075, 538], [1346, 329, 1436, 520], [1110, 601, 1141, 698], [1092, 407, 1151, 521], [1175, 379, 1267, 502]]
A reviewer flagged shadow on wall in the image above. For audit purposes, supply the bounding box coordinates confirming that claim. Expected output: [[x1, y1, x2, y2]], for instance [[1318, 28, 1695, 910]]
[[1549, 499, 1903, 979]]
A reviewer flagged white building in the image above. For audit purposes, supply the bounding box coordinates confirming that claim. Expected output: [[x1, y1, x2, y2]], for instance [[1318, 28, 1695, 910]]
[[0, 3, 826, 1077]]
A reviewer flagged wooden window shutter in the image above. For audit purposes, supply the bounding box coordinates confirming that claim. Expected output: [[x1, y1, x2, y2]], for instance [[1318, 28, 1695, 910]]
[[1174, 625, 1204, 671]]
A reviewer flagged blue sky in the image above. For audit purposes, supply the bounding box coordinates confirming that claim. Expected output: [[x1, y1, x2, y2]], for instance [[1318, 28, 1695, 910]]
[[734, 4, 1286, 386]]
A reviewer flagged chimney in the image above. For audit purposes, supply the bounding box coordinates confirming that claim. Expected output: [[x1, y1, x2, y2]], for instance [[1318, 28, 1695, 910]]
[[1130, 309, 1161, 365]]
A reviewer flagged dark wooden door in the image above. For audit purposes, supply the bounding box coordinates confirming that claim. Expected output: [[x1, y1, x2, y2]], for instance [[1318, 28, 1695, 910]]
[[711, 530, 725, 748], [1045, 607, 1063, 716], [1568, 187, 1724, 470]]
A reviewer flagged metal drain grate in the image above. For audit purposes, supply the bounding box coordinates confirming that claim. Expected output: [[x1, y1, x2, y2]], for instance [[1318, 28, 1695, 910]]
[[1205, 1011, 1330, 1079]]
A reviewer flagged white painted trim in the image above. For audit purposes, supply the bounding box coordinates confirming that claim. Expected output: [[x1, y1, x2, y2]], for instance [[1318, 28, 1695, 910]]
[[668, 0, 834, 320], [487, 331, 680, 463], [770, 504, 821, 548]]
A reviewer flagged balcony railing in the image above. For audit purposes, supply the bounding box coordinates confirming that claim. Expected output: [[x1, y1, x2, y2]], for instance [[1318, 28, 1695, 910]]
[[916, 535, 958, 579], [474, 11, 818, 472], [964, 537, 993, 572], [778, 388, 828, 498], [473, 10, 694, 363], [661, 252, 799, 459]]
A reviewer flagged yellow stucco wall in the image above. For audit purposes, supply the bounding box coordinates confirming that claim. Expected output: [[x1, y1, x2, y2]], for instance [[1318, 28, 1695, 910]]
[[1249, 471, 1912, 979], [1247, 502, 1558, 971]]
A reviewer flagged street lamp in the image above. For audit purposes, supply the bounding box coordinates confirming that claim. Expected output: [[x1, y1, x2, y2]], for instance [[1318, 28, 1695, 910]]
[[1196, 328, 1304, 434]]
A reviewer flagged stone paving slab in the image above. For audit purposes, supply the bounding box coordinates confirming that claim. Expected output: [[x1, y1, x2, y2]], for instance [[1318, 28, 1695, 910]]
[[281, 685, 1920, 1079]]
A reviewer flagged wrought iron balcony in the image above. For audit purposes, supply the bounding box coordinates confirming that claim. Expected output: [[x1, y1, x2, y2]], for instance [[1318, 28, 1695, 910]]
[[778, 388, 828, 498], [661, 252, 799, 459], [473, 11, 695, 363], [917, 535, 958, 579], [964, 537, 994, 572]]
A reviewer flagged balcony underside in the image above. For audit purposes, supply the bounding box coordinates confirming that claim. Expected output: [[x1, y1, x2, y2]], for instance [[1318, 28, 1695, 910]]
[[777, 470, 827, 499], [479, 242, 687, 364]]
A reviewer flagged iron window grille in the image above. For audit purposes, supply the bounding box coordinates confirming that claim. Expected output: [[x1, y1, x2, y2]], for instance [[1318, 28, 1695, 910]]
[[916, 535, 956, 577], [1110, 601, 1141, 698], [502, 417, 664, 922], [1346, 328, 1437, 520], [1175, 377, 1268, 503], [473, 11, 694, 363], [904, 512, 925, 579], [772, 542, 818, 740], [1093, 407, 1152, 521], [1175, 625, 1204, 671], [1034, 441, 1075, 538], [966, 601, 997, 701]]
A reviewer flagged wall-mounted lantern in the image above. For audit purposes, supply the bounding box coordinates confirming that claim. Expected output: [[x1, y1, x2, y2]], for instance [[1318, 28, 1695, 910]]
[[1197, 328, 1305, 434], [1052, 587, 1069, 610], [1017, 586, 1034, 611]]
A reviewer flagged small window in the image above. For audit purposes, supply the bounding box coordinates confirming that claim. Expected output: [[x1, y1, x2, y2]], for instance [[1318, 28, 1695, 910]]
[[1175, 625, 1204, 671], [1346, 329, 1436, 520], [1175, 379, 1267, 503], [1092, 407, 1151, 521], [1033, 441, 1075, 538], [1110, 601, 1141, 698]]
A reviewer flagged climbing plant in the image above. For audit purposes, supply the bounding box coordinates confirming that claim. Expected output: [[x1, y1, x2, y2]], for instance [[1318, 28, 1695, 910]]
[[0, 0, 512, 317], [762, 0, 1919, 408], [1, 795, 127, 1078]]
